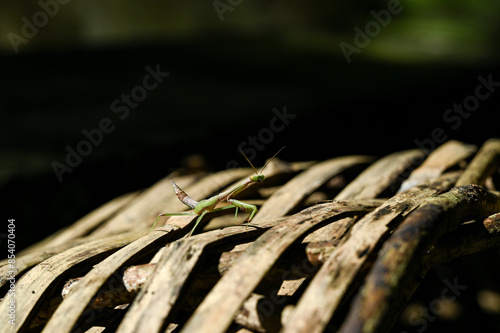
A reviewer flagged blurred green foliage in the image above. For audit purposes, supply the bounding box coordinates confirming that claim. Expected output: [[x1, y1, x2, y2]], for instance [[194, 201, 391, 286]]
[[1, 0, 499, 64]]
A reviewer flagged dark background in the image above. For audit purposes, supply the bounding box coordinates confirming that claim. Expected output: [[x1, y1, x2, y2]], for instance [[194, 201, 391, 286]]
[[0, 1, 499, 331]]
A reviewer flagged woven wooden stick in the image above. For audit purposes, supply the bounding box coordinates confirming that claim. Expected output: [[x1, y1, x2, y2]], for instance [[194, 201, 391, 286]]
[[484, 212, 500, 233], [253, 155, 374, 221], [8, 140, 500, 333], [305, 149, 425, 244], [456, 138, 500, 186], [0, 232, 138, 333], [398, 140, 476, 192], [20, 191, 139, 255], [51, 215, 500, 333], [281, 172, 459, 333], [179, 200, 380, 333], [40, 224, 183, 333], [340, 185, 500, 333]]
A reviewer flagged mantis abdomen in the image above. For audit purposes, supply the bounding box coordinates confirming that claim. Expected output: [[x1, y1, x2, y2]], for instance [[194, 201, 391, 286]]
[[171, 180, 199, 209]]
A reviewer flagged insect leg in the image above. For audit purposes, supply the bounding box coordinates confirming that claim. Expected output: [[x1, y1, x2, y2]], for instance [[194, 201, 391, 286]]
[[150, 212, 196, 232], [188, 210, 208, 237], [227, 199, 258, 223]]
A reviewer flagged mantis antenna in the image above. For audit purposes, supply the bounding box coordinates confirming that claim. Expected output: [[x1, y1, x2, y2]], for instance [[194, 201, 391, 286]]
[[260, 146, 286, 174], [239, 146, 286, 176], [239, 149, 259, 175]]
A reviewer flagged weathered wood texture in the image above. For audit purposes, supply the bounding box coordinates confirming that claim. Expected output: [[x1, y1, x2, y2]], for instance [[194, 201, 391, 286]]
[[1, 139, 499, 333]]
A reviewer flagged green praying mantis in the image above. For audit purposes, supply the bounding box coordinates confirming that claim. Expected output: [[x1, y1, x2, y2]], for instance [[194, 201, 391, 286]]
[[151, 147, 285, 236]]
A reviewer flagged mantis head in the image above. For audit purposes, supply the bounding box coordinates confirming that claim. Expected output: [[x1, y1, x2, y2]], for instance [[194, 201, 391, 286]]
[[250, 174, 266, 183], [240, 147, 286, 183]]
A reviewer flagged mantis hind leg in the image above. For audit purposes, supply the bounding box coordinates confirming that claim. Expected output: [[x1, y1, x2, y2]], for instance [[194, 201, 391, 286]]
[[227, 199, 258, 223], [150, 212, 196, 232], [188, 210, 209, 236]]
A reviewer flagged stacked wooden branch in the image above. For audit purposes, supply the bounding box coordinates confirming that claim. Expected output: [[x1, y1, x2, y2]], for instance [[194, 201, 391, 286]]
[[1, 139, 499, 333]]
